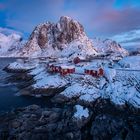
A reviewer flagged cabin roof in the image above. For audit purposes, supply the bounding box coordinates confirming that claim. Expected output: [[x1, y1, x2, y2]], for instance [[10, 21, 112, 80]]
[[61, 65, 75, 69]]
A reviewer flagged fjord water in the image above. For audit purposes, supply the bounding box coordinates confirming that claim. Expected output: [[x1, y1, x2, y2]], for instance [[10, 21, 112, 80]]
[[0, 58, 50, 113]]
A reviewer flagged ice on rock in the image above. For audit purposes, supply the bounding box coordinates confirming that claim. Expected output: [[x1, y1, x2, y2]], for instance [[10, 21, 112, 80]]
[[60, 68, 140, 108]]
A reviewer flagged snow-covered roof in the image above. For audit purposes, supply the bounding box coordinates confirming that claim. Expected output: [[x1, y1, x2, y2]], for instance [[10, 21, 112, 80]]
[[61, 65, 75, 69]]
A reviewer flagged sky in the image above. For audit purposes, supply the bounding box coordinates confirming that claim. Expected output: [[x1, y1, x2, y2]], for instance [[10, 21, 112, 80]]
[[0, 0, 140, 49]]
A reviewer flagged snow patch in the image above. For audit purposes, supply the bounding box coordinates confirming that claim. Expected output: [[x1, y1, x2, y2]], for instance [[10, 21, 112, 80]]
[[74, 105, 89, 119]]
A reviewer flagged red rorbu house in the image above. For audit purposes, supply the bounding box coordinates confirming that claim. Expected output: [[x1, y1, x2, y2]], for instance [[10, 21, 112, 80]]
[[84, 67, 104, 77], [48, 64, 61, 73], [73, 57, 81, 64], [48, 64, 75, 76], [73, 56, 86, 64], [60, 66, 75, 76]]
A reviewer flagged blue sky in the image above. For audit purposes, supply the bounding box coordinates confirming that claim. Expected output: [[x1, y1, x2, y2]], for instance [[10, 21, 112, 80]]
[[0, 0, 140, 48]]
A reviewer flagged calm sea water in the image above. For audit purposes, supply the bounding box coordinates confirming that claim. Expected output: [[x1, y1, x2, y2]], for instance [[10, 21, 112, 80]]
[[0, 58, 52, 113]]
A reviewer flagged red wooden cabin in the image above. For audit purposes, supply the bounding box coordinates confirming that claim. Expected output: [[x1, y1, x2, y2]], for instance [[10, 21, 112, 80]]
[[48, 64, 61, 73], [60, 66, 75, 76], [54, 65, 61, 73], [84, 67, 104, 77], [98, 68, 104, 76], [73, 57, 81, 64], [85, 69, 98, 77]]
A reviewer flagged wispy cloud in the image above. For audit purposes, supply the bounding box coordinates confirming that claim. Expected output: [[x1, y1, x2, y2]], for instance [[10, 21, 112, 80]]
[[112, 29, 140, 50], [0, 27, 23, 36]]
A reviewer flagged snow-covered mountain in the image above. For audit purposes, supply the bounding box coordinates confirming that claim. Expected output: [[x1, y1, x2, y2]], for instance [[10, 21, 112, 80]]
[[0, 16, 128, 59], [20, 16, 97, 58], [0, 32, 25, 57], [93, 38, 129, 59]]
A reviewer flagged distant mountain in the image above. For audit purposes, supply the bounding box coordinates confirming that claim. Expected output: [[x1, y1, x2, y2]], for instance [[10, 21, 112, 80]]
[[0, 32, 25, 57], [0, 27, 23, 36], [92, 38, 129, 59]]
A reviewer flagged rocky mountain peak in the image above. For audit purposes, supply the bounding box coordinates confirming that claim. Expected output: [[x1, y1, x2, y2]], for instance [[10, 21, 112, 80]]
[[28, 16, 86, 47], [22, 16, 97, 57], [58, 16, 85, 42]]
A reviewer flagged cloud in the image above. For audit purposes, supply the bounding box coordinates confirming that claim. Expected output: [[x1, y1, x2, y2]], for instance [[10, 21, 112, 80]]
[[96, 7, 140, 36], [111, 29, 140, 50], [1, 0, 140, 42], [0, 27, 23, 36]]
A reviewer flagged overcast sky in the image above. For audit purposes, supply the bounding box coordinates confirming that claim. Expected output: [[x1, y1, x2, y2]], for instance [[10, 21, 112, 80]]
[[0, 0, 140, 48]]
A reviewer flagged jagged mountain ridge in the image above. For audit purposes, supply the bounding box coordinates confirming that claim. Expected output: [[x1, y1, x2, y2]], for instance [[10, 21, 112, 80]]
[[93, 38, 129, 58], [20, 16, 97, 58], [0, 16, 128, 58]]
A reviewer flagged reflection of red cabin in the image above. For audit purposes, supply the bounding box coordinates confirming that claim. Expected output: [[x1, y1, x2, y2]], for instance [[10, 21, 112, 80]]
[[84, 67, 104, 77]]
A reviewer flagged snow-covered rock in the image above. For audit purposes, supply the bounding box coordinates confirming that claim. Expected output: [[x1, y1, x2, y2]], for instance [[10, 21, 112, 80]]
[[20, 16, 97, 58], [118, 56, 140, 69], [59, 67, 140, 108], [32, 72, 68, 89], [5, 59, 38, 72], [104, 67, 116, 82], [93, 38, 128, 59], [74, 105, 89, 119]]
